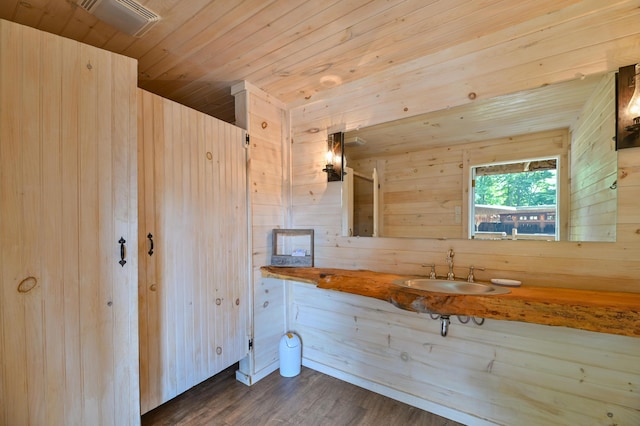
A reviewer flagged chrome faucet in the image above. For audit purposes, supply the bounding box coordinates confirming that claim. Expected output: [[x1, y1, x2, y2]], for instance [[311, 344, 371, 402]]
[[421, 263, 438, 279], [466, 265, 486, 282], [446, 249, 455, 280]]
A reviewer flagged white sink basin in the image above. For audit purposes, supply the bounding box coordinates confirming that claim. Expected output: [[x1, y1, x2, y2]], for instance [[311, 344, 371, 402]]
[[394, 278, 511, 295]]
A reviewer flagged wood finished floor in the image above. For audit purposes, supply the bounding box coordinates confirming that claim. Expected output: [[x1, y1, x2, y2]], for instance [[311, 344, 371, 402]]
[[141, 366, 465, 426]]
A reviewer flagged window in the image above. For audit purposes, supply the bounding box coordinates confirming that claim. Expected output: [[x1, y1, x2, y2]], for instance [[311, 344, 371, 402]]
[[471, 157, 559, 240]]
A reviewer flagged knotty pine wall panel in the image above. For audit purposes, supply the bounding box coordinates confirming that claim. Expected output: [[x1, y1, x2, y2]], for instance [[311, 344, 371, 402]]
[[0, 20, 139, 425], [137, 89, 248, 413], [291, 282, 640, 425], [352, 174, 374, 236], [286, 5, 640, 424], [569, 72, 617, 241], [233, 82, 289, 381]]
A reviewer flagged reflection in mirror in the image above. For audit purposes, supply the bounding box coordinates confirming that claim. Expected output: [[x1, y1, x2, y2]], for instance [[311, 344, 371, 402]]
[[343, 73, 617, 242], [471, 157, 559, 241]]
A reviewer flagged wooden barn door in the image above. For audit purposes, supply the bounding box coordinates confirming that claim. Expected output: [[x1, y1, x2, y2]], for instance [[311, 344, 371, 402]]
[[0, 20, 139, 425], [138, 90, 249, 413]]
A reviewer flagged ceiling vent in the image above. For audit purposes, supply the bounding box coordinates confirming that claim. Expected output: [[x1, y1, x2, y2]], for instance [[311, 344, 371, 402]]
[[78, 0, 160, 37]]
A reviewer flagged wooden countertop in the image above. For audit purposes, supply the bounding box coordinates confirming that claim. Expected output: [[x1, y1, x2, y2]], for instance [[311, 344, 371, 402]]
[[261, 266, 640, 338]]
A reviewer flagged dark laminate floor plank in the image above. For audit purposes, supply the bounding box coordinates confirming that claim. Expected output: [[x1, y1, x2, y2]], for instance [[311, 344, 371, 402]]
[[142, 365, 465, 426]]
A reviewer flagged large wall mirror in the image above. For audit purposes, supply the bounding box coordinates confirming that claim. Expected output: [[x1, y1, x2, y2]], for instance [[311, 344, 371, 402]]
[[342, 72, 618, 242]]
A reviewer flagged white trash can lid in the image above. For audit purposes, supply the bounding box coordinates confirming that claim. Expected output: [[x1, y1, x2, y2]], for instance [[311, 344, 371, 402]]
[[281, 332, 300, 348]]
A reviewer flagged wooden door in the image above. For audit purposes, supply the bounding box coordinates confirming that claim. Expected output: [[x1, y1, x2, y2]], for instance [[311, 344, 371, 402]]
[[138, 90, 249, 413], [0, 20, 139, 425]]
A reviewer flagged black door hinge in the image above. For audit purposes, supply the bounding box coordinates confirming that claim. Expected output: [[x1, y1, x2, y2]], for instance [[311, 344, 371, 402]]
[[245, 134, 250, 147], [248, 338, 253, 351]]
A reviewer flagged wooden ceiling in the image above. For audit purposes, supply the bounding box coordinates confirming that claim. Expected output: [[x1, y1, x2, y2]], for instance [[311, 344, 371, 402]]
[[0, 0, 593, 124]]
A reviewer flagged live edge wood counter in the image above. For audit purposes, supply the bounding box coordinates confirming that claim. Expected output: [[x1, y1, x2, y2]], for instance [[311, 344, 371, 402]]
[[261, 266, 640, 338]]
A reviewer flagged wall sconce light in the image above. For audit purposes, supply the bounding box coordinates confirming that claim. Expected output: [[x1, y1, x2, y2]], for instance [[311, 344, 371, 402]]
[[322, 132, 344, 182], [626, 64, 640, 131], [616, 63, 640, 149]]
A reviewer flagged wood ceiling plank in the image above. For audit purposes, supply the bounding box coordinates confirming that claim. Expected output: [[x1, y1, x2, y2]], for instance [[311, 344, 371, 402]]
[[138, 3, 302, 105], [287, 0, 617, 113], [254, 0, 523, 98], [0, 0, 19, 20], [152, 0, 341, 97], [201, 99, 235, 123], [97, 31, 138, 54], [58, 4, 96, 41], [195, 0, 346, 73], [37, 0, 76, 35], [261, 0, 585, 102], [176, 0, 425, 99], [290, 2, 640, 132], [169, 84, 235, 116], [290, 0, 608, 106], [79, 19, 120, 48], [158, 0, 368, 108], [350, 0, 587, 78], [170, 0, 412, 109], [139, 74, 223, 101], [12, 0, 49, 28], [137, 77, 236, 120], [138, 0, 278, 79], [132, 0, 237, 72]]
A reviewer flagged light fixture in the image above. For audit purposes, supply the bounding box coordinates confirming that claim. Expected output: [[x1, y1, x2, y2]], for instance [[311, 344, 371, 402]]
[[322, 132, 343, 182], [616, 63, 640, 149], [626, 63, 640, 132]]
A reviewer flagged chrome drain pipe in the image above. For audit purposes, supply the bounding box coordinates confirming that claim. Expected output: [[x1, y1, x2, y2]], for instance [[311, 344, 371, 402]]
[[440, 315, 450, 337]]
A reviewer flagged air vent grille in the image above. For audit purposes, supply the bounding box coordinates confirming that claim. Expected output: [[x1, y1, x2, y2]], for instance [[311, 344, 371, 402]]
[[79, 0, 100, 9], [118, 0, 159, 21], [78, 0, 160, 37]]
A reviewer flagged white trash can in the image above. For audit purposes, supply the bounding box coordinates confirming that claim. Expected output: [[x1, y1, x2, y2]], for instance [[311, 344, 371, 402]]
[[279, 332, 301, 377]]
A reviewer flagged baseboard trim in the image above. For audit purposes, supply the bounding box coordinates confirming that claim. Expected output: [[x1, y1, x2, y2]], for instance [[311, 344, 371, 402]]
[[235, 361, 279, 386], [302, 358, 496, 426]]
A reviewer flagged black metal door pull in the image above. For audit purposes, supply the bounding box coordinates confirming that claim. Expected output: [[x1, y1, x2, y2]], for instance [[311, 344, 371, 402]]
[[147, 233, 154, 256], [119, 237, 126, 267]]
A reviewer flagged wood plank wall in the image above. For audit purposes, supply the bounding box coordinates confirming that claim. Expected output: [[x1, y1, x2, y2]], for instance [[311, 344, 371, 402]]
[[569, 72, 617, 241], [233, 82, 290, 382], [283, 3, 640, 424], [353, 173, 374, 236], [289, 1, 640, 293], [381, 144, 463, 238], [0, 20, 139, 425], [291, 282, 640, 425], [137, 89, 249, 413]]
